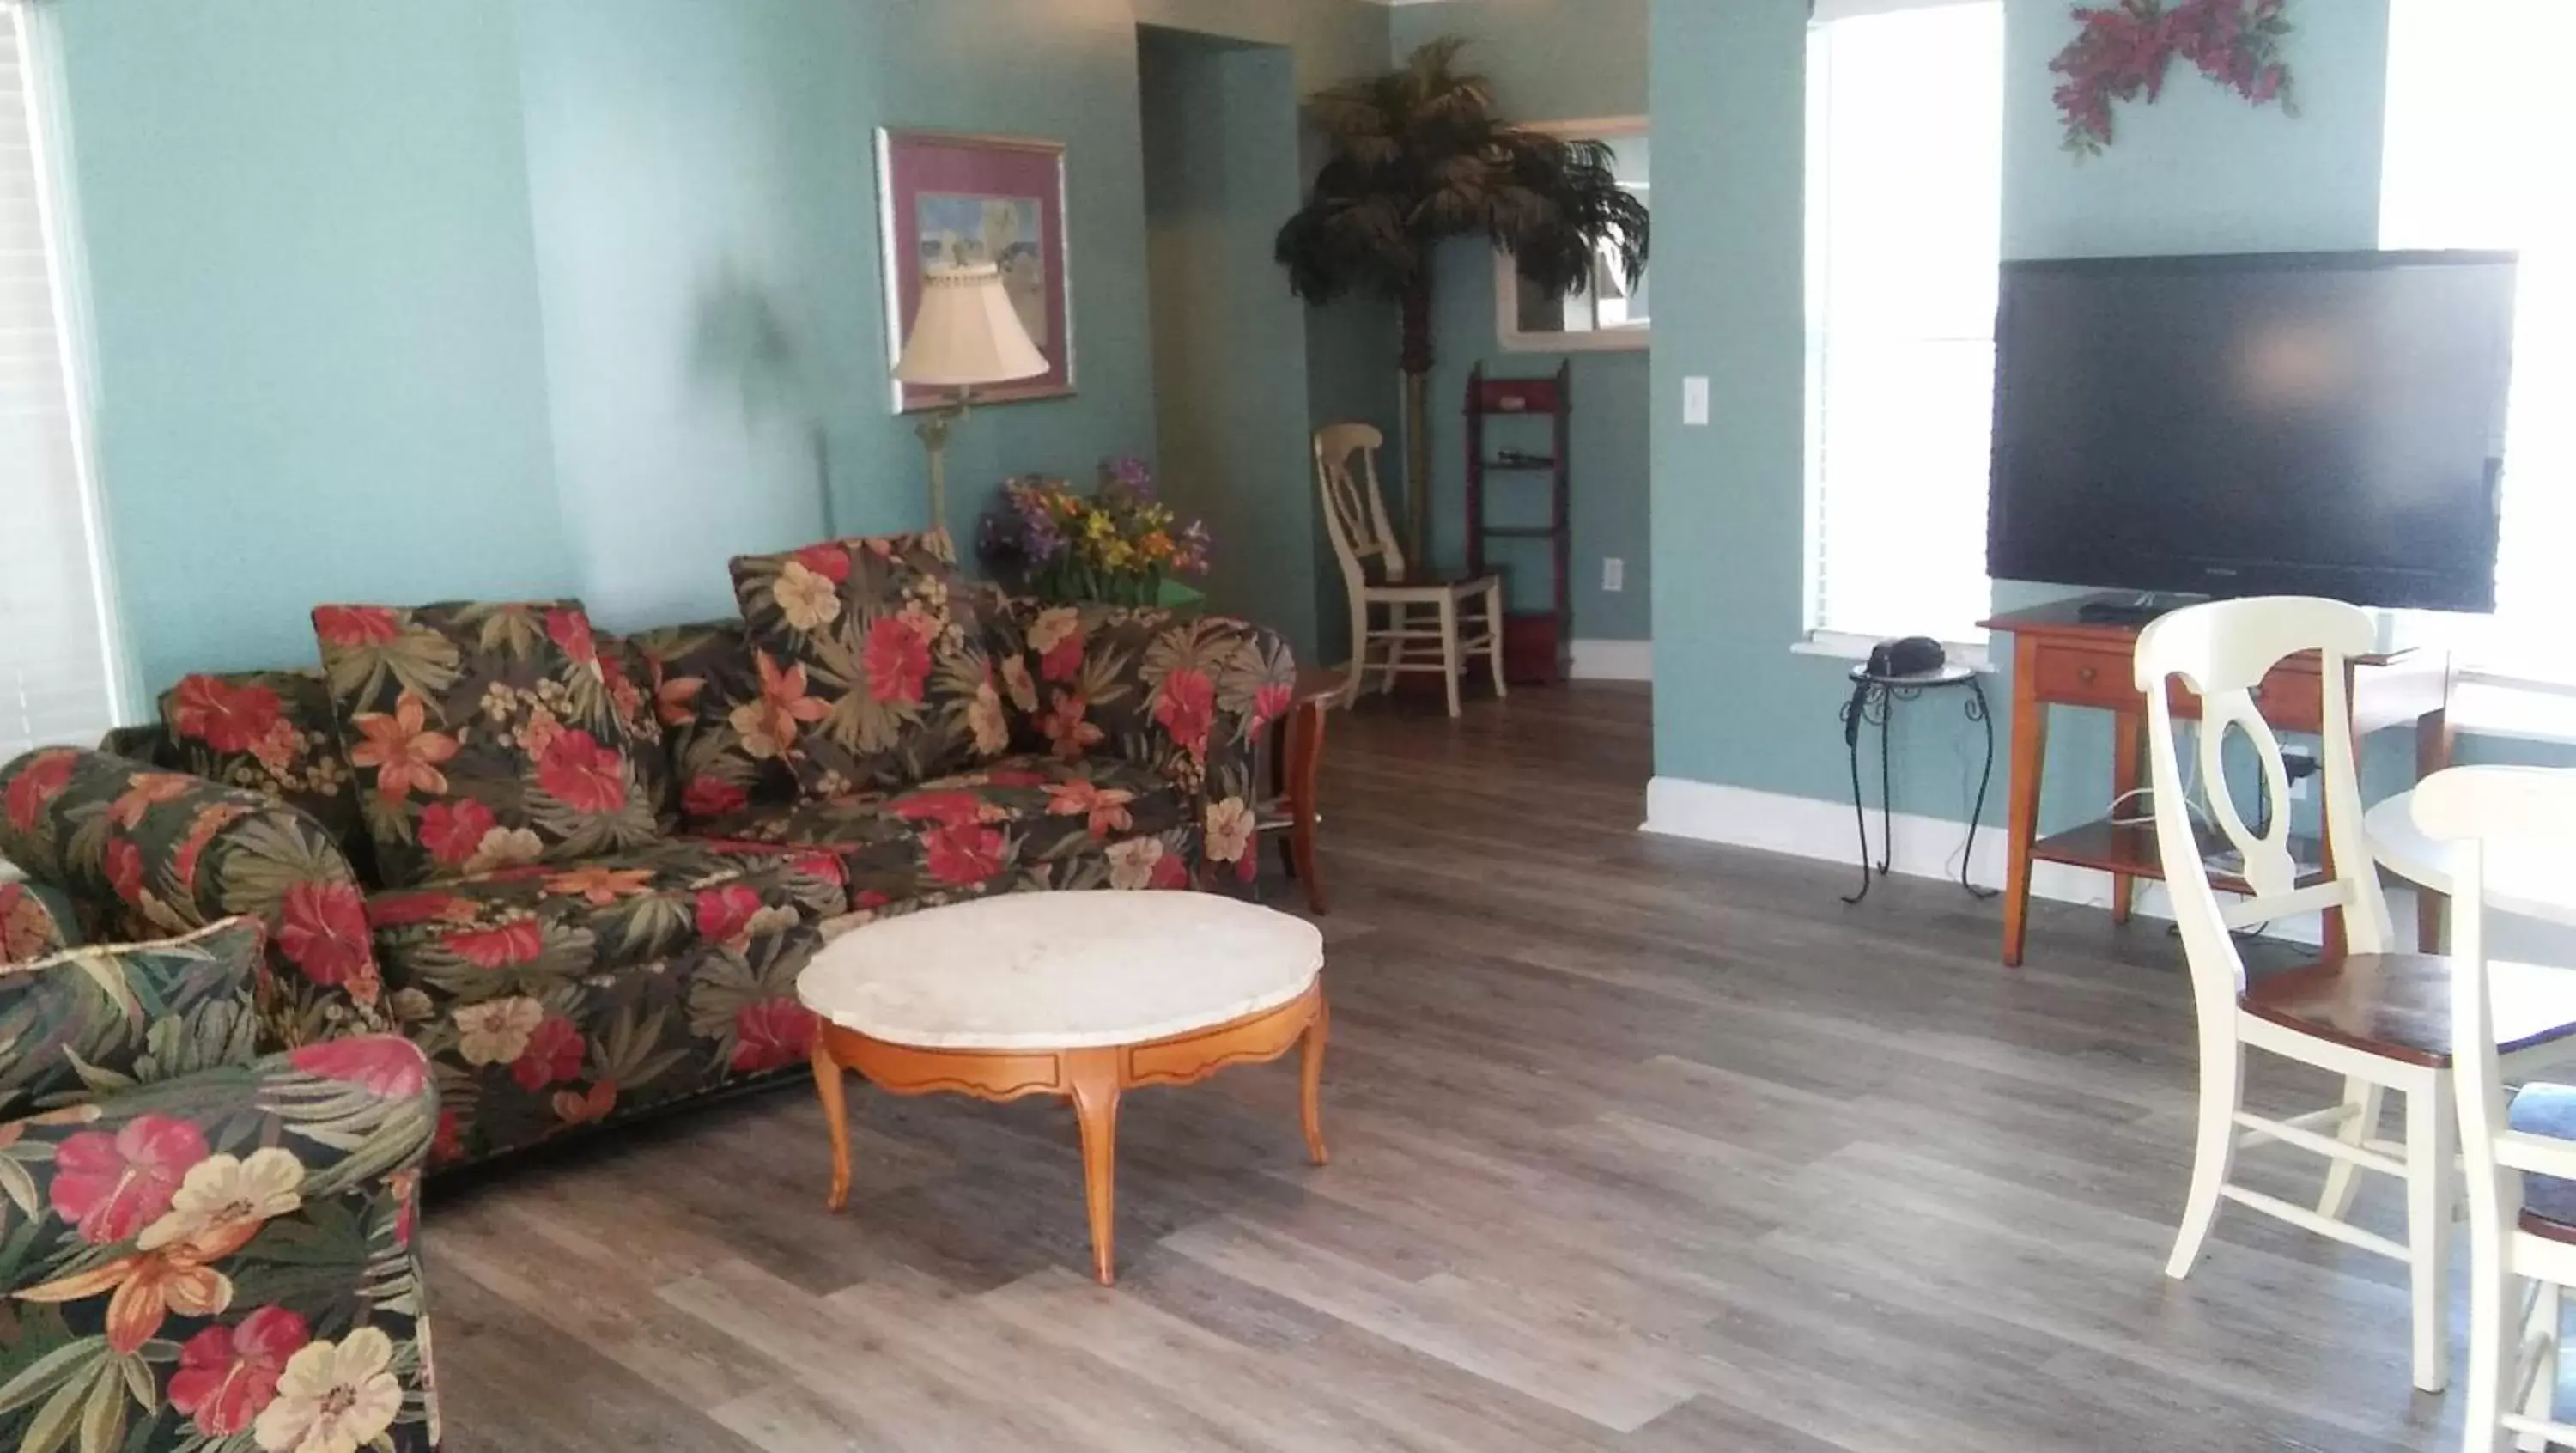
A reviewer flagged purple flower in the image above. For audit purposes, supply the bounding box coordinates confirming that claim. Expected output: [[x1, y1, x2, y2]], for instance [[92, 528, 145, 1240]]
[[1107, 456, 1156, 498]]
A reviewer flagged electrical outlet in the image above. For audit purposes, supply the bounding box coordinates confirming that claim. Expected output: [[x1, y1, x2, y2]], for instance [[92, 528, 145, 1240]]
[[1683, 376, 1710, 426], [1602, 557, 1625, 593]]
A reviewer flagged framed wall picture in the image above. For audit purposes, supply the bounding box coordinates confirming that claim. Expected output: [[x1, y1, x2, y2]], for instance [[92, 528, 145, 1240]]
[[876, 128, 1075, 413]]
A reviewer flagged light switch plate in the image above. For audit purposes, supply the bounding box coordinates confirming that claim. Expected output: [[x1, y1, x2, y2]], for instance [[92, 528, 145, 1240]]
[[1683, 376, 1710, 426], [1603, 557, 1625, 593]]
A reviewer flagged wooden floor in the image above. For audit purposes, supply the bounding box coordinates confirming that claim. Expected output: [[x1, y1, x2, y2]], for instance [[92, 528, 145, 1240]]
[[428, 683, 2484, 1451]]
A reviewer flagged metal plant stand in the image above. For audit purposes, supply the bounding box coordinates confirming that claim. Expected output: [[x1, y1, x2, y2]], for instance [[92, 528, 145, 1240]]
[[1839, 662, 1996, 905]]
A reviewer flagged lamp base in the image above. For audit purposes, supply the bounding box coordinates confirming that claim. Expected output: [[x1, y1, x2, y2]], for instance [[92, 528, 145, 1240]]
[[915, 390, 972, 534]]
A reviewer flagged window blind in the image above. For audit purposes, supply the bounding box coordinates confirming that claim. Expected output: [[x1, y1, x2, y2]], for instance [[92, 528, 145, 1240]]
[[1802, 0, 2003, 648], [2382, 0, 2575, 681], [1, 4, 122, 764]]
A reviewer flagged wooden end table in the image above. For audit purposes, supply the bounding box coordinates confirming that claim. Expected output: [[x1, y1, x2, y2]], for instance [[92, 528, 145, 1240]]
[[1258, 667, 1347, 915], [799, 891, 1328, 1286]]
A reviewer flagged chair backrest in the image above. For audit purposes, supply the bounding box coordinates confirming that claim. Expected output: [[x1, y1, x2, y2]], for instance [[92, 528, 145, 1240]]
[[2420, 765, 2576, 1215], [1314, 424, 1407, 589], [2134, 597, 2393, 1016]]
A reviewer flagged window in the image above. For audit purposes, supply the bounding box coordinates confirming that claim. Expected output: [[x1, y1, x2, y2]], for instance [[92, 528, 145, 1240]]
[[1802, 0, 2003, 651], [1, 2, 122, 763], [2381, 0, 2576, 682]]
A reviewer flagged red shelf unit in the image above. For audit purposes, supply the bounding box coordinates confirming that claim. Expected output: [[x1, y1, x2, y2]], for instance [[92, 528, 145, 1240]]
[[1464, 362, 1572, 685]]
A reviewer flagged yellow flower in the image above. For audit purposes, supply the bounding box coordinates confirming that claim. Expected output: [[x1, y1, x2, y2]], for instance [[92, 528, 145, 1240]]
[[139, 1147, 305, 1261], [773, 561, 843, 633]]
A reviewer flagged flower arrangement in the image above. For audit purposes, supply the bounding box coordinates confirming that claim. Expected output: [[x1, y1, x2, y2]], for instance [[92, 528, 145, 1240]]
[[2050, 0, 2294, 157], [981, 458, 1212, 607]]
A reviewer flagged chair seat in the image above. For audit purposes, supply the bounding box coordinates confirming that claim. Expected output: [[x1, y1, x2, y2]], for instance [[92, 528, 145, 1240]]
[[2508, 1084, 2576, 1246], [2238, 951, 2576, 1067], [1361, 571, 1502, 599]]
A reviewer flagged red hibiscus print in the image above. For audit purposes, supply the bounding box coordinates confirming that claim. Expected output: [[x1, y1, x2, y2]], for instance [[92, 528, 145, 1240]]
[[277, 881, 373, 988], [1041, 633, 1084, 684], [1154, 669, 1216, 762], [419, 798, 499, 869], [171, 804, 249, 891], [103, 837, 146, 905], [1150, 849, 1191, 890], [681, 775, 749, 822], [732, 999, 816, 1073], [794, 543, 854, 583], [891, 791, 987, 828], [554, 1082, 617, 1127], [695, 884, 763, 945], [168, 676, 285, 754], [289, 1037, 431, 1099], [446, 919, 544, 970], [865, 615, 932, 705], [431, 1109, 466, 1165], [537, 730, 631, 815], [365, 891, 468, 930], [50, 1115, 208, 1243], [544, 606, 598, 666], [984, 769, 1049, 788], [923, 822, 1007, 885], [1, 884, 59, 963], [1040, 692, 1103, 760], [169, 1306, 310, 1438], [512, 1017, 586, 1091], [312, 605, 401, 648], [1253, 682, 1292, 732], [5, 749, 75, 832]]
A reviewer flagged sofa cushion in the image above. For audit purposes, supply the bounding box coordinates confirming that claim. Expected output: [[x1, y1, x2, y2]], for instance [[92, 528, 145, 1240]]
[[0, 916, 264, 1119], [363, 840, 844, 993], [632, 618, 800, 827], [690, 753, 1195, 907], [159, 668, 380, 883], [0, 879, 84, 964], [729, 533, 1011, 798], [599, 631, 676, 832], [312, 600, 661, 888]]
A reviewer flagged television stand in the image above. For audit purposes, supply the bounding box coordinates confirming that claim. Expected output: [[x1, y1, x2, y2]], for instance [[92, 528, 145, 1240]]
[[2073, 592, 2207, 628]]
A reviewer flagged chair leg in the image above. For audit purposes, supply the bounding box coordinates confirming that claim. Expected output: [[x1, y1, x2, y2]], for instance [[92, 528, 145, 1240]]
[[2518, 1280, 2561, 1453], [2166, 1037, 2243, 1280], [1437, 596, 1463, 718], [1485, 585, 1509, 698], [2317, 1075, 2385, 1222], [2409, 1074, 2459, 1393]]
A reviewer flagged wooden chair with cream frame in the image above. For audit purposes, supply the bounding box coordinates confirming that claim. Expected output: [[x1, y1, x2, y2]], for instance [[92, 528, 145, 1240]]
[[1313, 423, 1506, 717], [2138, 597, 2576, 1395], [2421, 764, 2576, 1452]]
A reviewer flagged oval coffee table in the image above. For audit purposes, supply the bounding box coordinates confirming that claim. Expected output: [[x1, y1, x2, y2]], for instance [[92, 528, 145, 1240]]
[[798, 891, 1327, 1286]]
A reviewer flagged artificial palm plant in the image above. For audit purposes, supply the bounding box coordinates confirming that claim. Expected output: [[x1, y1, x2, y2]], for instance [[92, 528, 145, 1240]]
[[1276, 37, 1649, 562]]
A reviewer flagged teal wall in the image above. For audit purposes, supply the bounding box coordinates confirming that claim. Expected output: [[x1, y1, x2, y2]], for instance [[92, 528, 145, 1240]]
[[1139, 30, 1325, 661], [57, 0, 574, 694], [1651, 0, 2419, 828], [53, 0, 1389, 696], [1391, 0, 1654, 642]]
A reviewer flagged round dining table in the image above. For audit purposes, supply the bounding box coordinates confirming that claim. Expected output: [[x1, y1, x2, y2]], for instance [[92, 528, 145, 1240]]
[[2368, 787, 2576, 930]]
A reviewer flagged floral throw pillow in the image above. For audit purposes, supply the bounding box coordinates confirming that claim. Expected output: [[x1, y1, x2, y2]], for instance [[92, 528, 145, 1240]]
[[729, 533, 1011, 798], [159, 669, 379, 883], [0, 915, 264, 1118], [312, 600, 660, 889]]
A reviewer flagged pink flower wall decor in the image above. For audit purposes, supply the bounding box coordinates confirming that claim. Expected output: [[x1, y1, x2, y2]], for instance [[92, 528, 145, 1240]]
[[2050, 0, 2296, 155]]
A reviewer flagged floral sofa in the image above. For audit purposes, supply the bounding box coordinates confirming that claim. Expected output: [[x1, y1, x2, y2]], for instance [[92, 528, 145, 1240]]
[[0, 531, 1294, 1174], [0, 915, 439, 1450]]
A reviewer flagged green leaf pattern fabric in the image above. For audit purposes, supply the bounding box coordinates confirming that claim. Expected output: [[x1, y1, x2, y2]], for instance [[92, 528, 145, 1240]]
[[311, 601, 660, 890], [0, 917, 264, 1122]]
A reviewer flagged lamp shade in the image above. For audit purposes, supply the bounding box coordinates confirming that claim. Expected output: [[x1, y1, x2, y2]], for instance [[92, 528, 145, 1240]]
[[894, 264, 1049, 388]]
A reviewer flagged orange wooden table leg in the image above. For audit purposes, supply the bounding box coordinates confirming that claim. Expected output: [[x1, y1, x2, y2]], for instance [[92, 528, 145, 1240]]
[[2110, 709, 2142, 926], [2002, 636, 2049, 968], [1068, 1048, 1122, 1286], [811, 1041, 852, 1213], [1300, 995, 1330, 1165]]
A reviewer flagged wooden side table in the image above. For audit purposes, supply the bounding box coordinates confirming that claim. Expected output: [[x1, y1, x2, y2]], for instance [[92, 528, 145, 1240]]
[[1257, 668, 1346, 915]]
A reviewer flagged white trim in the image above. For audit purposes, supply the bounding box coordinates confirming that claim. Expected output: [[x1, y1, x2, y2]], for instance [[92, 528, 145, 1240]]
[[1570, 640, 1652, 682], [1639, 776, 2325, 945], [1789, 630, 1994, 673]]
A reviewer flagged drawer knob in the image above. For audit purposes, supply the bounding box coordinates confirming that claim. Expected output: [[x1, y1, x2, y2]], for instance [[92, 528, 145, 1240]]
[[2077, 666, 2097, 684]]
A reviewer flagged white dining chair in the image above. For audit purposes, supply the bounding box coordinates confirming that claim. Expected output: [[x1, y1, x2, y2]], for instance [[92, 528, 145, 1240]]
[[2422, 764, 2576, 1452], [2139, 597, 2576, 1395], [1312, 423, 1506, 717]]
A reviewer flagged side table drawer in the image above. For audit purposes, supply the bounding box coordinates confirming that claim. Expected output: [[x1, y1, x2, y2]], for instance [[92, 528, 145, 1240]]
[[2030, 644, 2139, 710]]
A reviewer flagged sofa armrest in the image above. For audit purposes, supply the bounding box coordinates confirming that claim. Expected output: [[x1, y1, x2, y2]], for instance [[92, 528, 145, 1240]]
[[997, 603, 1297, 884], [1, 749, 392, 1046], [0, 1037, 437, 1450]]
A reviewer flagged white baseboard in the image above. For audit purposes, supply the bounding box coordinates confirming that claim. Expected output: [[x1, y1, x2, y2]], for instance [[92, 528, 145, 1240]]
[[1640, 776, 2325, 945], [1571, 640, 1653, 682]]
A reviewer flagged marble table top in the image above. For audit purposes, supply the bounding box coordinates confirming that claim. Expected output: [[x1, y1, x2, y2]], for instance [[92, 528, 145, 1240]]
[[798, 891, 1324, 1049]]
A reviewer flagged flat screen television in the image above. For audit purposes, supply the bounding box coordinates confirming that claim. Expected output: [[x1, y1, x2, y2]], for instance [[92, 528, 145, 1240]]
[[1986, 249, 2518, 612]]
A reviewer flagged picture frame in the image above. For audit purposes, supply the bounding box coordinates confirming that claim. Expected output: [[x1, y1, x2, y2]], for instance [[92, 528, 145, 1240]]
[[876, 127, 1077, 413]]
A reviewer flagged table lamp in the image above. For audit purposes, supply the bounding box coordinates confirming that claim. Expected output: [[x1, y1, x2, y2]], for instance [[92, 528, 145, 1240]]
[[894, 263, 1049, 533]]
